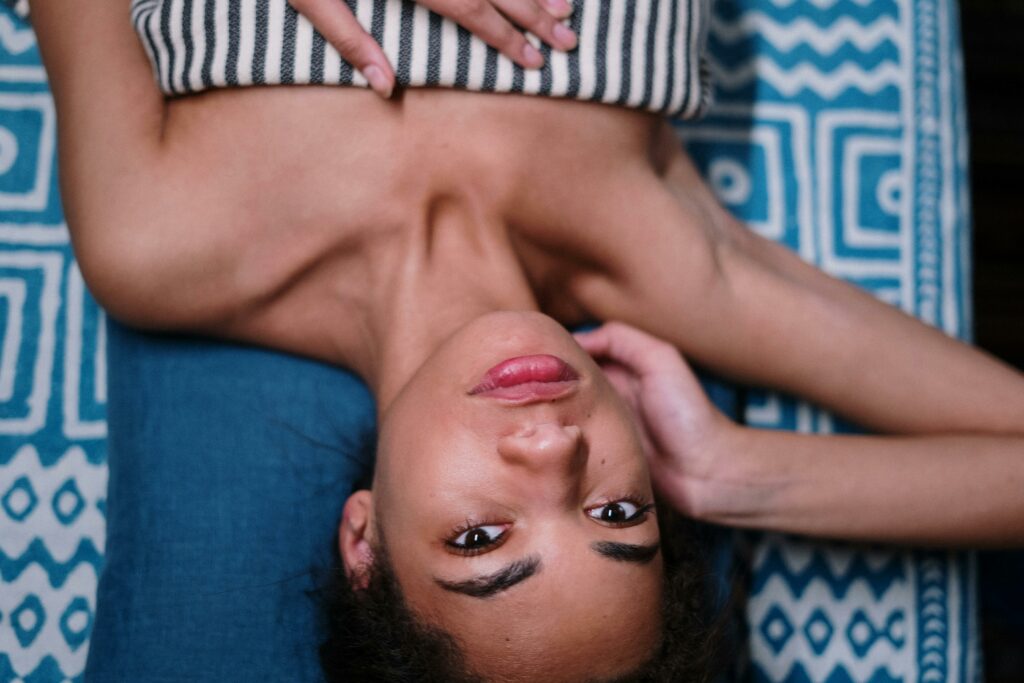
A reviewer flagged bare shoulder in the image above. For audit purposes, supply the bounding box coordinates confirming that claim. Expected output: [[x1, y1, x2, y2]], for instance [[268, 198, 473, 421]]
[[69, 152, 257, 331], [561, 137, 740, 359]]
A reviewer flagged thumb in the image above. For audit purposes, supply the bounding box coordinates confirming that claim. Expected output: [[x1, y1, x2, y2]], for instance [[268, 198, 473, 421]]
[[574, 322, 680, 379]]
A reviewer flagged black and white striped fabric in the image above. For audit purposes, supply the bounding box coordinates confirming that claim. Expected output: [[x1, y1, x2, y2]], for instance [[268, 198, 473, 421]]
[[130, 0, 712, 119]]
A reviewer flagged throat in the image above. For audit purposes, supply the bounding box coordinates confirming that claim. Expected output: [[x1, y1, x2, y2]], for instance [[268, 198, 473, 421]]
[[356, 199, 540, 411]]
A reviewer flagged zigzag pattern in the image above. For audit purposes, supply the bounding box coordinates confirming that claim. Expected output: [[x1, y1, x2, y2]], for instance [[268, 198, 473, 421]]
[[0, 538, 102, 587], [711, 12, 900, 54], [752, 660, 904, 683], [764, 0, 873, 8], [0, 441, 106, 468], [752, 544, 907, 600], [0, 653, 81, 683], [710, 56, 902, 98], [711, 0, 902, 101], [695, 0, 976, 679]]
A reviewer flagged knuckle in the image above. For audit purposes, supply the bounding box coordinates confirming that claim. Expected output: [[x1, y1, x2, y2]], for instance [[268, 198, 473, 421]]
[[449, 0, 485, 22], [334, 32, 370, 59], [488, 19, 521, 49], [505, 31, 526, 52], [517, 1, 543, 24], [651, 339, 678, 360]]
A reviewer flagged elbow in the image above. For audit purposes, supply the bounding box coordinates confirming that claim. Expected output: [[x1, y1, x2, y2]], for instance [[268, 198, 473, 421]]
[[71, 220, 169, 328], [68, 211, 215, 330]]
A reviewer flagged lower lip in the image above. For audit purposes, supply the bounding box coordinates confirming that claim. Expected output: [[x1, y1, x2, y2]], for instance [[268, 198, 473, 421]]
[[470, 354, 580, 401]]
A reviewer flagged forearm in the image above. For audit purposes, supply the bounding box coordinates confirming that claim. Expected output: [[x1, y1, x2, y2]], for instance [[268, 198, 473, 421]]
[[617, 147, 1024, 436], [711, 225, 1024, 435], [698, 426, 1024, 546]]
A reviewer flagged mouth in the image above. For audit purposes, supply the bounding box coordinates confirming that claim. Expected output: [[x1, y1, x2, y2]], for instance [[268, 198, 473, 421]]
[[469, 354, 580, 403]]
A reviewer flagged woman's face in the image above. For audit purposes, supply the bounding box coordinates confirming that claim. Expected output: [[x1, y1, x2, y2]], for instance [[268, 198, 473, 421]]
[[350, 312, 664, 681]]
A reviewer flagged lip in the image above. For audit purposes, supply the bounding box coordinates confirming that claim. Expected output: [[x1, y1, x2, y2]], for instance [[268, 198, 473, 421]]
[[470, 354, 580, 403]]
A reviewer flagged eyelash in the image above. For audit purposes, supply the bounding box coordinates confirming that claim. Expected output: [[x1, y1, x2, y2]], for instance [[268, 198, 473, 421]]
[[444, 496, 655, 555], [444, 519, 511, 557], [586, 496, 656, 528]]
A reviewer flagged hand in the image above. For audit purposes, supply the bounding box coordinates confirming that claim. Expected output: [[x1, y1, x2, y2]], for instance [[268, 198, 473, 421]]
[[287, 0, 578, 98], [575, 322, 735, 518]]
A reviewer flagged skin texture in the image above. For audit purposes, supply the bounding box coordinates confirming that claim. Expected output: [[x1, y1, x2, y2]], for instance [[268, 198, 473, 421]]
[[342, 312, 664, 681], [26, 0, 1024, 677], [577, 323, 1024, 546], [31, 0, 1024, 434]]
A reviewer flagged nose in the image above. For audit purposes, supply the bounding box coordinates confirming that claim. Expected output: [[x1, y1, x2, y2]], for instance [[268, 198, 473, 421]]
[[497, 422, 586, 475]]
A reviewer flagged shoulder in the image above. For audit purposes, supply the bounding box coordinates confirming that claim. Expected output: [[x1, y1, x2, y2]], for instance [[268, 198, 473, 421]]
[[68, 158, 259, 331]]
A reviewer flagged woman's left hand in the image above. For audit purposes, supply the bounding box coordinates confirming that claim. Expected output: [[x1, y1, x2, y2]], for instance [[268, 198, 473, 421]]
[[287, 0, 578, 98], [574, 323, 737, 518]]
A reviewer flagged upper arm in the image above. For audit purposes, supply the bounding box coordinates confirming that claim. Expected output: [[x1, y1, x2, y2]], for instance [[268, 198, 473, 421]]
[[579, 149, 1024, 435], [32, 0, 166, 238], [30, 1, 214, 326]]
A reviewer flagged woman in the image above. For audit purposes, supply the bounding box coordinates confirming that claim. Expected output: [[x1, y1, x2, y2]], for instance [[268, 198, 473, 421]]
[[27, 0, 1024, 680]]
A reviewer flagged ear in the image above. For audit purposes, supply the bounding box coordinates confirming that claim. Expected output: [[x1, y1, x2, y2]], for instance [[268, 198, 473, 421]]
[[338, 490, 377, 589]]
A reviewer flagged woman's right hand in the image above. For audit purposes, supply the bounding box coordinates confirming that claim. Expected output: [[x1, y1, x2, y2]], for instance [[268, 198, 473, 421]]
[[287, 0, 578, 98], [575, 323, 738, 519]]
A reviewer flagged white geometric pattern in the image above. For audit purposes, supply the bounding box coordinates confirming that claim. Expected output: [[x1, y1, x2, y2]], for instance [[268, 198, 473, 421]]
[[0, 0, 976, 679], [681, 0, 976, 679], [0, 14, 108, 681], [62, 264, 106, 441], [0, 250, 62, 436]]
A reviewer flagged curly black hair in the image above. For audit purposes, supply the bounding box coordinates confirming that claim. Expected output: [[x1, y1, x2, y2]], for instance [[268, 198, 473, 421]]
[[318, 505, 728, 682]]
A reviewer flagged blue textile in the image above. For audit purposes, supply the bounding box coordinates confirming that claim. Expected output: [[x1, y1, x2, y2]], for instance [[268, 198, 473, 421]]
[[0, 14, 106, 682], [85, 326, 375, 681], [0, 0, 978, 679], [678, 0, 977, 679]]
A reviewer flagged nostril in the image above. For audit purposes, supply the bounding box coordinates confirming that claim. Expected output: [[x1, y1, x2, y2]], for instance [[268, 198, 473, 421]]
[[515, 425, 538, 439], [498, 422, 585, 465]]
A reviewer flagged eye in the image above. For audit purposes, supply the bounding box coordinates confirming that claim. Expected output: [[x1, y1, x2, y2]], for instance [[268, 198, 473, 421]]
[[586, 500, 654, 527], [446, 524, 510, 555]]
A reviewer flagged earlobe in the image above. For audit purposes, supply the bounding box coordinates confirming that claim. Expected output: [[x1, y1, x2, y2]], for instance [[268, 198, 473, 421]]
[[338, 489, 376, 588]]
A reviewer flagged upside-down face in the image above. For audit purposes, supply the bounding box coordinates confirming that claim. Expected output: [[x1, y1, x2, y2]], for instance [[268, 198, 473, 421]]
[[344, 311, 664, 682]]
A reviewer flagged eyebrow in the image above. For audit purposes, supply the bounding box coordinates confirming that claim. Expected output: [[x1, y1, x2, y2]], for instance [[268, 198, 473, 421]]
[[591, 541, 661, 564], [435, 556, 542, 599], [434, 542, 659, 599]]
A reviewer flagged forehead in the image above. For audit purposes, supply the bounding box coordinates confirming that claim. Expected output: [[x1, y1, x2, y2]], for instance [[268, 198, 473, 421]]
[[403, 539, 665, 682]]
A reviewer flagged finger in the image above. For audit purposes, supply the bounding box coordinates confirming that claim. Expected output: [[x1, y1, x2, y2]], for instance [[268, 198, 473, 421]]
[[440, 0, 545, 68], [288, 0, 395, 98], [493, 0, 577, 51], [597, 363, 659, 457], [574, 322, 678, 377], [539, 0, 574, 20]]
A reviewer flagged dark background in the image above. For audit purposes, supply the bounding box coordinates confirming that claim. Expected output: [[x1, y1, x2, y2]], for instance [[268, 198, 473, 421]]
[[965, 0, 1024, 371], [960, 0, 1024, 679]]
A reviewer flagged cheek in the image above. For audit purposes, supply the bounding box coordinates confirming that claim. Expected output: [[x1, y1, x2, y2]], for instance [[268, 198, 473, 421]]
[[375, 435, 499, 539]]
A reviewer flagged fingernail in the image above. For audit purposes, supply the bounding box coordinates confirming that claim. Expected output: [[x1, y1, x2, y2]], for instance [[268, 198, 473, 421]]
[[553, 23, 577, 49], [545, 0, 572, 17], [522, 42, 544, 68], [362, 64, 392, 98]]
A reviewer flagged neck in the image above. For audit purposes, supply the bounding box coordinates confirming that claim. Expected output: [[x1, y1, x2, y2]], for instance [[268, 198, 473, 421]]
[[349, 201, 539, 412]]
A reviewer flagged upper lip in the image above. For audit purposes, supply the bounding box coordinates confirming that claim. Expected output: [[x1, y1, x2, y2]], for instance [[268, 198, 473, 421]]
[[469, 354, 580, 404]]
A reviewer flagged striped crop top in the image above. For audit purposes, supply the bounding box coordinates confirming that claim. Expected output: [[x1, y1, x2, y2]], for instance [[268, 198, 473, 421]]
[[131, 0, 711, 119]]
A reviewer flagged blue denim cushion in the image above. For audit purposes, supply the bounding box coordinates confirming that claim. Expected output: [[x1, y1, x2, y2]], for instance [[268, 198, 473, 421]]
[[85, 322, 375, 681]]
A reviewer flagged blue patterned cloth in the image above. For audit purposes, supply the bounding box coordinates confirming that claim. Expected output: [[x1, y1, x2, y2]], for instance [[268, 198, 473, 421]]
[[0, 12, 107, 682], [0, 0, 976, 679], [679, 0, 976, 679]]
